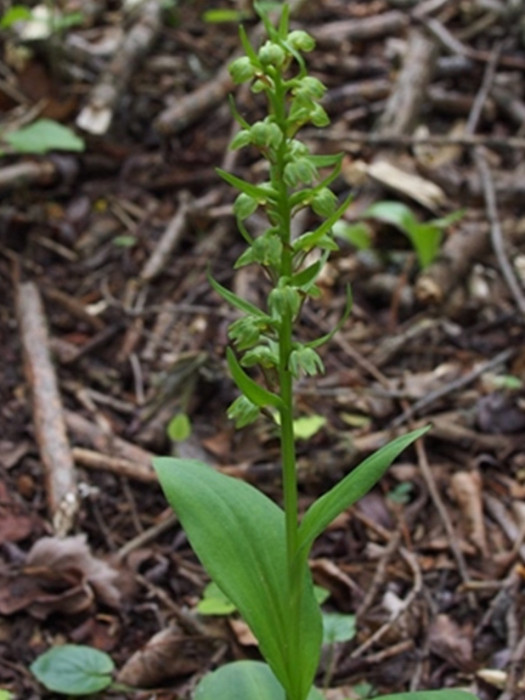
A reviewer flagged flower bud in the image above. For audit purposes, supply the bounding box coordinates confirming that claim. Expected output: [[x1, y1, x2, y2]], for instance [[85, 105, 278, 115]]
[[229, 56, 256, 84], [312, 188, 337, 217], [234, 193, 258, 220], [258, 41, 286, 67], [294, 76, 326, 99], [287, 30, 315, 52], [310, 103, 330, 127]]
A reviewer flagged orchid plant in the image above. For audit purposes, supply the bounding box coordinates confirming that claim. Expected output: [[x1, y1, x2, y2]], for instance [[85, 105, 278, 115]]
[[154, 5, 478, 700]]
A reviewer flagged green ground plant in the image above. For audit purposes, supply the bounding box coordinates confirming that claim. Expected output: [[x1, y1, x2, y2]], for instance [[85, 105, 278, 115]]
[[154, 4, 478, 700]]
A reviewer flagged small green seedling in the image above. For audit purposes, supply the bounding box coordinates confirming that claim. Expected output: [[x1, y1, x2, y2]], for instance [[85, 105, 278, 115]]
[[362, 201, 464, 269], [1, 118, 85, 155], [0, 4, 83, 38], [31, 645, 114, 696], [154, 4, 478, 700]]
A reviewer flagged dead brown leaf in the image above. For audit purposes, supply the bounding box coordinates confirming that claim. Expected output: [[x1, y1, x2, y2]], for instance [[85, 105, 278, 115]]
[[0, 479, 39, 544], [450, 470, 487, 555], [116, 625, 221, 687], [428, 613, 473, 670], [0, 534, 121, 619], [228, 617, 258, 646]]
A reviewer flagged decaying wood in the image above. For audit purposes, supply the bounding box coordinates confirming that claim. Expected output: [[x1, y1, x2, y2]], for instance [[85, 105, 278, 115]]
[[16, 281, 78, 535], [311, 11, 409, 46], [154, 60, 234, 136], [76, 0, 164, 134], [315, 130, 525, 151], [0, 160, 59, 192], [414, 439, 474, 603], [391, 347, 515, 427], [72, 446, 156, 483], [139, 192, 192, 283], [41, 285, 105, 332], [65, 409, 153, 466]]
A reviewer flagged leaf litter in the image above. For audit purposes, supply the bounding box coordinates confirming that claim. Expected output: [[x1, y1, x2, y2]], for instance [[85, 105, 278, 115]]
[[0, 0, 525, 698]]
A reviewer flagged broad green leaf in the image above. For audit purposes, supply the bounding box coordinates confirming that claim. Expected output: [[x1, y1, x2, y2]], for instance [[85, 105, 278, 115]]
[[333, 221, 372, 250], [363, 201, 448, 268], [227, 347, 282, 409], [195, 661, 325, 700], [364, 201, 415, 232], [208, 273, 269, 319], [30, 645, 114, 696], [197, 581, 237, 615], [298, 427, 429, 556], [376, 692, 478, 700], [167, 412, 191, 442], [154, 458, 322, 699], [0, 690, 13, 700], [322, 612, 356, 644], [4, 119, 84, 154], [405, 222, 442, 269]]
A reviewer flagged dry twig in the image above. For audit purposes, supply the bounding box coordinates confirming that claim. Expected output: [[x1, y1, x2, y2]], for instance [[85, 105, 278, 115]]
[[474, 149, 525, 317], [16, 281, 78, 535]]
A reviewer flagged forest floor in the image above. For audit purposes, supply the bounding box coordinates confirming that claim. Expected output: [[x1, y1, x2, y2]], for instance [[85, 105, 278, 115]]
[[1, 0, 525, 698]]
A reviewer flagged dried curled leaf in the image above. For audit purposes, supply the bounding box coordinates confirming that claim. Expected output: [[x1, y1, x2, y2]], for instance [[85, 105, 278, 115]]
[[117, 626, 221, 688], [0, 535, 121, 619]]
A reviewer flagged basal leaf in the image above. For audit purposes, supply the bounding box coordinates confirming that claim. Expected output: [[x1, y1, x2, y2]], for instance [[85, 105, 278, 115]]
[[298, 427, 429, 556], [154, 458, 322, 699], [195, 661, 325, 700], [227, 348, 283, 409], [30, 645, 114, 696]]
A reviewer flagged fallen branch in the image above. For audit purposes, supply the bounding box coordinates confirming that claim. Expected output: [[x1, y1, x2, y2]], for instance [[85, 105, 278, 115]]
[[77, 0, 164, 134], [16, 281, 78, 535]]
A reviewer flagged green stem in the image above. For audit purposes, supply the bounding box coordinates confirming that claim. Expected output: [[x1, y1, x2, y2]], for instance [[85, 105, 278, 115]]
[[271, 71, 303, 700]]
